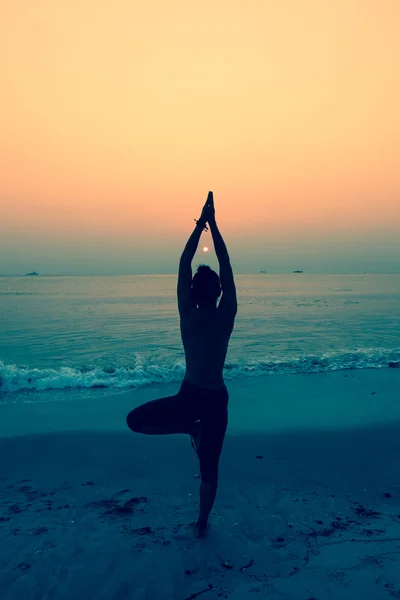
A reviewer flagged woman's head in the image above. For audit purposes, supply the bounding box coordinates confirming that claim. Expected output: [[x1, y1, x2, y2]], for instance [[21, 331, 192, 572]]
[[191, 265, 221, 308]]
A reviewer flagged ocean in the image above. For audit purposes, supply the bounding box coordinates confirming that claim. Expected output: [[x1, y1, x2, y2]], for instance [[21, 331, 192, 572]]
[[1, 274, 399, 399]]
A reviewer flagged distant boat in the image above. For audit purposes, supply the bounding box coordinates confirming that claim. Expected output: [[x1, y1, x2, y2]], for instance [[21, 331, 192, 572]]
[[293, 270, 303, 273], [26, 271, 39, 276], [260, 270, 267, 273]]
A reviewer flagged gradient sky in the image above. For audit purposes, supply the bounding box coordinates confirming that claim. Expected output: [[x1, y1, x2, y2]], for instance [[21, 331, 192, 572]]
[[1, 0, 399, 275]]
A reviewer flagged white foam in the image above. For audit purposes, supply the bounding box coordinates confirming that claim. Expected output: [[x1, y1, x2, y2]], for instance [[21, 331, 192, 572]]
[[1, 348, 399, 395]]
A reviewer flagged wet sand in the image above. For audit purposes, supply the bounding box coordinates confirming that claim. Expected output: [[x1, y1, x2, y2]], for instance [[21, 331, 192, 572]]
[[1, 367, 400, 599]]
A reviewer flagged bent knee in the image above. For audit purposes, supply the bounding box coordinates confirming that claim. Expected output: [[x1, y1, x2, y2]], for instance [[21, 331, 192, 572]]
[[126, 408, 143, 433]]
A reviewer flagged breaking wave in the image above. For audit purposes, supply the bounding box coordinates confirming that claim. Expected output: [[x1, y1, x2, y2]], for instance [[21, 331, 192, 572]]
[[1, 348, 399, 395]]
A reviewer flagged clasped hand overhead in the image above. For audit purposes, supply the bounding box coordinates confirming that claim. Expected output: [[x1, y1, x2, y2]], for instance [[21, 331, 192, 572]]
[[197, 192, 216, 230]]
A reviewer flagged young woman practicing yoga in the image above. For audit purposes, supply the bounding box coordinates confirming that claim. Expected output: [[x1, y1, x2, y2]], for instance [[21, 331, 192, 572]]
[[126, 192, 237, 538]]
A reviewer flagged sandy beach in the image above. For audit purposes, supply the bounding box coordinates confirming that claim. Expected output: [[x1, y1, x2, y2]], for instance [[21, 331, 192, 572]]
[[1, 367, 400, 599]]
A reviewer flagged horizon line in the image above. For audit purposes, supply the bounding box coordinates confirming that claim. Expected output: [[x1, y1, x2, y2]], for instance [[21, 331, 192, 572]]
[[1, 271, 400, 277]]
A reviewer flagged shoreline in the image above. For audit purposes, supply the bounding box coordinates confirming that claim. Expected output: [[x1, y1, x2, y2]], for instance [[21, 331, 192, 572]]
[[1, 366, 400, 438]]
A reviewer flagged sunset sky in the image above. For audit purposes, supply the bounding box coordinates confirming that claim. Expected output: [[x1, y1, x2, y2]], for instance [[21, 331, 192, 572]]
[[1, 0, 399, 274]]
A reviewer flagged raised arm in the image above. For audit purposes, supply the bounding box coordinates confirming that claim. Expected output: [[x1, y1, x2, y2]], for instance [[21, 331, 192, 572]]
[[208, 195, 237, 318], [177, 204, 208, 318]]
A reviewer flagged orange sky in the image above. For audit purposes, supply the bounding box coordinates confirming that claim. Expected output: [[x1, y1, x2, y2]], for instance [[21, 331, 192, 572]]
[[1, 0, 399, 273]]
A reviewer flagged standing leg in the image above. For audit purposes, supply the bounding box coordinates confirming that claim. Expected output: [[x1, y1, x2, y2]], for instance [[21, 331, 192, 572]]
[[194, 393, 228, 537]]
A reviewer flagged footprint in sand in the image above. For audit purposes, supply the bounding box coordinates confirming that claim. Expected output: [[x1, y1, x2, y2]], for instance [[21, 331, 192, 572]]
[[375, 576, 400, 598], [32, 526, 50, 536], [86, 496, 148, 517], [8, 504, 24, 514]]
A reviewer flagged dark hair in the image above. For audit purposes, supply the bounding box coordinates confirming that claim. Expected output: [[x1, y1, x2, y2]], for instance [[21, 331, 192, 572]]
[[191, 265, 221, 308]]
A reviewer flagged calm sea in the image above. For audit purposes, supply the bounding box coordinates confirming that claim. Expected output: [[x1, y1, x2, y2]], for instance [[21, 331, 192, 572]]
[[1, 274, 399, 397]]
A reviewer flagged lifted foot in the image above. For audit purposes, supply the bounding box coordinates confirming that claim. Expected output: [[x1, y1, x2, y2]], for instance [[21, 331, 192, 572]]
[[190, 421, 202, 458]]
